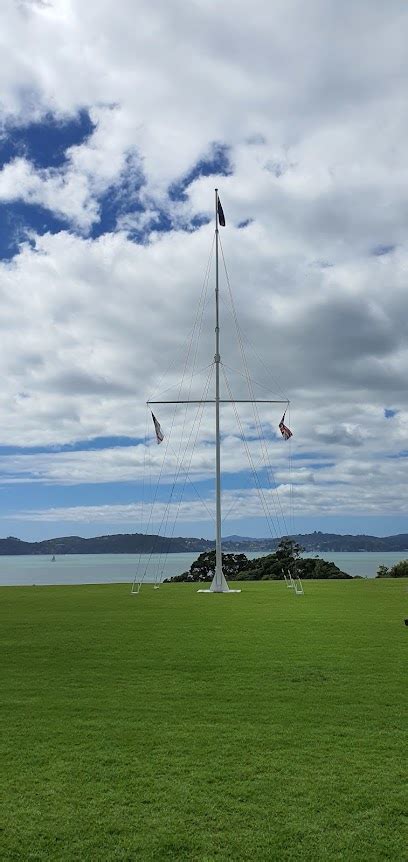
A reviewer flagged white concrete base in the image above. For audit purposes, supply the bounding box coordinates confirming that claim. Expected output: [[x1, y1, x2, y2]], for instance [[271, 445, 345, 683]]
[[197, 569, 241, 593]]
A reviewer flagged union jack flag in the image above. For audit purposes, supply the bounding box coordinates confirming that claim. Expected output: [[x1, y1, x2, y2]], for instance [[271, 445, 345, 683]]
[[279, 413, 293, 440]]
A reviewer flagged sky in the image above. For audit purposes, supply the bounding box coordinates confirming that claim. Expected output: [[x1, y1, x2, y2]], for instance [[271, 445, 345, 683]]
[[0, 0, 407, 542]]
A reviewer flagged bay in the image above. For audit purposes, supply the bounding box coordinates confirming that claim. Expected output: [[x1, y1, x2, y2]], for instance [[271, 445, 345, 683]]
[[0, 550, 407, 586]]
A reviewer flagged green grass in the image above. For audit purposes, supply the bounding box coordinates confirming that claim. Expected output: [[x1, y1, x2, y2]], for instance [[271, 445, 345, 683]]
[[0, 579, 407, 861]]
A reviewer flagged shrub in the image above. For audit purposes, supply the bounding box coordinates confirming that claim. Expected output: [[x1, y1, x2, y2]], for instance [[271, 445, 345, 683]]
[[388, 560, 408, 578], [376, 564, 390, 578]]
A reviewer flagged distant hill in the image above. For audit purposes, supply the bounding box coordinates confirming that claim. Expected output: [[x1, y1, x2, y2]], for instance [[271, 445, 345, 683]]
[[223, 535, 257, 542], [0, 533, 214, 556], [1, 530, 408, 555], [225, 532, 408, 552], [289, 531, 408, 552]]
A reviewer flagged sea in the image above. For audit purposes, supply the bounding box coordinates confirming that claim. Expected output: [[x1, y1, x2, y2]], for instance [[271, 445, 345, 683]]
[[0, 550, 407, 586]]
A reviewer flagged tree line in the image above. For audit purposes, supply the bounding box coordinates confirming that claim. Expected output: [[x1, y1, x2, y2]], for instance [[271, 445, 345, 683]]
[[166, 538, 353, 583], [376, 561, 408, 578]]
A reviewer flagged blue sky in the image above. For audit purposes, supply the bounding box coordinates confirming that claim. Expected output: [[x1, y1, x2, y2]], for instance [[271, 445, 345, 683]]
[[0, 0, 407, 541]]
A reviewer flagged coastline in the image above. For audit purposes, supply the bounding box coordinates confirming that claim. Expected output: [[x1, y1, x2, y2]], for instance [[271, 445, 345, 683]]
[[1, 550, 408, 586]]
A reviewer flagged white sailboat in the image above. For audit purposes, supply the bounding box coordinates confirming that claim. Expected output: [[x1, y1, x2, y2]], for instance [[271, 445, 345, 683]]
[[138, 190, 291, 594]]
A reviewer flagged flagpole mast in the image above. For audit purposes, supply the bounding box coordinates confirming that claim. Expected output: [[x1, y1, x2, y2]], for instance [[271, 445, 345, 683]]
[[213, 188, 225, 591], [144, 191, 292, 596]]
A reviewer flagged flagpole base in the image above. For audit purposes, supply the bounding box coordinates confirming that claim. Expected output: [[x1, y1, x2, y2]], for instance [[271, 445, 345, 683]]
[[198, 571, 241, 593]]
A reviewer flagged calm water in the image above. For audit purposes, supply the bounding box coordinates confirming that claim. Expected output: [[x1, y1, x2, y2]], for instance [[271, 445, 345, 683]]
[[0, 550, 407, 586]]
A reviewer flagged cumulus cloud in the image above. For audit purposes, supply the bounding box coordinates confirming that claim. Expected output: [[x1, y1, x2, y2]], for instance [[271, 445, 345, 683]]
[[10, 449, 408, 528], [1, 1, 408, 228], [0, 155, 98, 229], [0, 0, 408, 533]]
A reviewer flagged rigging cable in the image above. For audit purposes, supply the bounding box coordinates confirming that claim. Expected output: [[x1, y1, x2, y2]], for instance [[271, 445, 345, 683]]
[[136, 250, 213, 587], [154, 364, 215, 584], [221, 365, 280, 540], [132, 407, 151, 593], [219, 236, 290, 537], [148, 235, 215, 404]]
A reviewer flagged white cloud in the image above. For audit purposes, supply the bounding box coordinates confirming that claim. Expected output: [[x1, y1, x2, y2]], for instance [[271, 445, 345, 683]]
[[0, 156, 98, 229], [0, 105, 145, 229], [9, 449, 408, 527], [0, 224, 407, 523], [1, 0, 408, 229], [0, 0, 408, 531]]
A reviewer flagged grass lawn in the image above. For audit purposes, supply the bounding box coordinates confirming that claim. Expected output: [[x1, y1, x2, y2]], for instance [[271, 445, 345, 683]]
[[0, 579, 407, 861]]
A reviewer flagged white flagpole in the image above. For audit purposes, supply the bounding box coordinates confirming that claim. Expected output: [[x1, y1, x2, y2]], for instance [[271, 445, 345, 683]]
[[213, 189, 222, 589], [210, 189, 231, 592], [143, 192, 289, 596]]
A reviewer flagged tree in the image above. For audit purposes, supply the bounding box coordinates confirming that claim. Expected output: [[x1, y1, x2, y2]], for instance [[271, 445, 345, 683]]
[[376, 564, 390, 578], [238, 537, 304, 580], [167, 539, 351, 583], [165, 550, 249, 583], [239, 554, 281, 580], [239, 538, 351, 580], [274, 537, 302, 562], [308, 559, 351, 579], [388, 560, 408, 578]]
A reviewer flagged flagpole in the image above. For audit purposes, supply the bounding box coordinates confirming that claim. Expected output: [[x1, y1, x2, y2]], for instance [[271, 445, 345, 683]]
[[145, 191, 291, 596], [213, 188, 225, 591]]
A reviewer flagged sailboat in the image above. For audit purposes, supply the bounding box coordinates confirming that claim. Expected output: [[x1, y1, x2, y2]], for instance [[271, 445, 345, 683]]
[[137, 190, 291, 594]]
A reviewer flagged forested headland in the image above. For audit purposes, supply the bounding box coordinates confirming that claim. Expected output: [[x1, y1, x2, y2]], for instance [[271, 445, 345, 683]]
[[166, 539, 353, 583]]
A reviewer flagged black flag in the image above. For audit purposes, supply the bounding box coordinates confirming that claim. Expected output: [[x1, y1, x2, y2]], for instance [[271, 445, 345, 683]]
[[217, 197, 226, 227]]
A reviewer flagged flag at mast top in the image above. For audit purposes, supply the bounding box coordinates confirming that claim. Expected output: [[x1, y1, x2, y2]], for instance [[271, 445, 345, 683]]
[[216, 190, 225, 227]]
